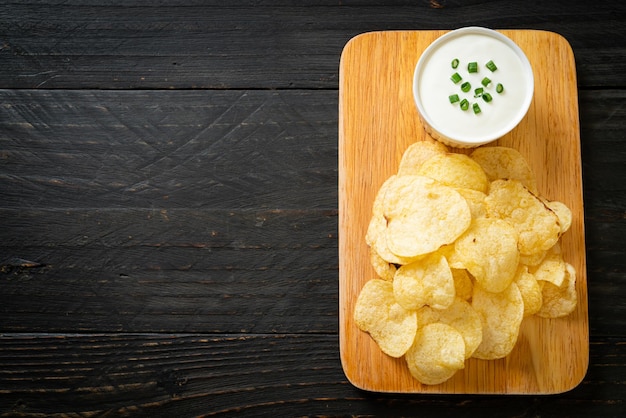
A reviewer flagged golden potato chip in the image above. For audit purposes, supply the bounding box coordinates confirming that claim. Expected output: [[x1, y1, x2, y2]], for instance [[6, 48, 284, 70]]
[[545, 200, 573, 234], [393, 253, 455, 310], [454, 217, 520, 293], [433, 298, 483, 358], [456, 188, 487, 220], [514, 265, 543, 316], [397, 140, 449, 176], [519, 249, 547, 267], [384, 176, 471, 258], [365, 175, 396, 246], [405, 323, 466, 385], [451, 268, 473, 301], [470, 146, 538, 194], [415, 306, 440, 328], [382, 175, 432, 219], [435, 244, 464, 269], [485, 179, 561, 255], [365, 212, 386, 248], [530, 246, 566, 287], [354, 279, 418, 358], [369, 246, 396, 281], [373, 231, 419, 265], [418, 153, 489, 193], [471, 283, 524, 360], [537, 262, 577, 318]]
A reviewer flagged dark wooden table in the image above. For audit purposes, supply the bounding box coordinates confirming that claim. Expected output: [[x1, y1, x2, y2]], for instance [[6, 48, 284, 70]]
[[1, 1, 624, 416]]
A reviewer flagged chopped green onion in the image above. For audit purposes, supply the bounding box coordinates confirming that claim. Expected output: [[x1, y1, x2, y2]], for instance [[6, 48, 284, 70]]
[[451, 58, 459, 69], [481, 77, 491, 87], [467, 62, 478, 73], [473, 103, 481, 114], [496, 83, 504, 93], [486, 60, 498, 72], [474, 87, 484, 97], [460, 99, 469, 111], [449, 94, 460, 104], [450, 72, 462, 84], [461, 81, 471, 92], [482, 92, 493, 102]]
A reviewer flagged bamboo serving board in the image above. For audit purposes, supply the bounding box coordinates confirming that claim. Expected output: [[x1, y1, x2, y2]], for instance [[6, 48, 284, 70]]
[[338, 30, 588, 394]]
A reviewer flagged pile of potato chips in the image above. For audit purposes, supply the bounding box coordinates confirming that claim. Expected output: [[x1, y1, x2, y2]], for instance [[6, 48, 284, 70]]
[[354, 142, 577, 385]]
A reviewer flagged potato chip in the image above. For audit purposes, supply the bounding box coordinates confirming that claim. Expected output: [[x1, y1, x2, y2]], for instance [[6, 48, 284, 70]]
[[456, 188, 487, 220], [384, 176, 471, 258], [369, 246, 396, 281], [454, 217, 520, 293], [365, 175, 396, 246], [418, 153, 489, 193], [537, 262, 577, 318], [471, 282, 524, 360], [451, 268, 473, 301], [415, 306, 440, 328], [485, 179, 560, 255], [382, 175, 432, 219], [433, 298, 483, 358], [470, 146, 538, 194], [373, 232, 419, 266], [365, 212, 386, 248], [393, 253, 455, 310], [530, 245, 566, 287], [398, 140, 449, 176], [435, 244, 465, 269], [405, 323, 465, 385], [519, 249, 547, 267], [354, 279, 418, 358], [514, 265, 543, 316], [545, 200, 573, 234]]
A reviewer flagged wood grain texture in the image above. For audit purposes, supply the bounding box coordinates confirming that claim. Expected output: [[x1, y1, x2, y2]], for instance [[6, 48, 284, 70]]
[[0, 90, 338, 210], [0, 334, 624, 417], [0, 1, 625, 89], [0, 208, 338, 334], [339, 30, 588, 394]]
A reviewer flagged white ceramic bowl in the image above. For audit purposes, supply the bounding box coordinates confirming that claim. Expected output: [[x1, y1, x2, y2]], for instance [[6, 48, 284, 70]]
[[413, 27, 534, 148]]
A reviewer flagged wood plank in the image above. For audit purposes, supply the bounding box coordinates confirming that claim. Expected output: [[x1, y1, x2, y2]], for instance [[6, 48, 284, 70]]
[[0, 208, 337, 250], [0, 334, 624, 416], [575, 89, 626, 337], [0, 209, 338, 334], [339, 30, 588, 394], [0, 90, 338, 210], [0, 1, 625, 89]]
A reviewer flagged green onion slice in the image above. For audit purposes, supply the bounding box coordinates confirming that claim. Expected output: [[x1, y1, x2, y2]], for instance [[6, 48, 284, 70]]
[[450, 72, 462, 84], [481, 77, 491, 87], [449, 94, 460, 104], [486, 60, 498, 72], [482, 92, 493, 102], [496, 83, 504, 93], [474, 87, 484, 97], [473, 103, 481, 114], [451, 58, 459, 69], [460, 99, 469, 111], [461, 82, 471, 92], [467, 62, 478, 73]]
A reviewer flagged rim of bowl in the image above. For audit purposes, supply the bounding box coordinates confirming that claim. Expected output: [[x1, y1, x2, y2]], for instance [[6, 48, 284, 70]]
[[413, 26, 534, 146]]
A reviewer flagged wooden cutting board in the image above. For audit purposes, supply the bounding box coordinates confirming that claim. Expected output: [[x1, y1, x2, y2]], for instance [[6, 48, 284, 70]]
[[338, 30, 588, 394]]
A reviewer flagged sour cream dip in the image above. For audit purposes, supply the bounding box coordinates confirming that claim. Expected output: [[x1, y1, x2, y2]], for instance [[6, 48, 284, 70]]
[[413, 27, 534, 148]]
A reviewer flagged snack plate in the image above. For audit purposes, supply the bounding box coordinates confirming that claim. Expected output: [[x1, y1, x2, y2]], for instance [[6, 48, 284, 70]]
[[338, 30, 588, 394]]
